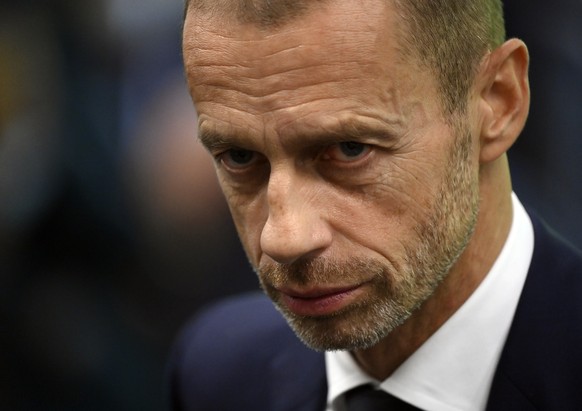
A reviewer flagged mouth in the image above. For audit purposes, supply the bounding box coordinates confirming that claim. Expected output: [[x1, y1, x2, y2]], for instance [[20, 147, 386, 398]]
[[276, 284, 366, 317]]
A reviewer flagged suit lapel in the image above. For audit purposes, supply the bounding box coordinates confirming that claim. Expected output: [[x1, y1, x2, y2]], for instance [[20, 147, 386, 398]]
[[486, 370, 537, 411], [487, 215, 582, 409]]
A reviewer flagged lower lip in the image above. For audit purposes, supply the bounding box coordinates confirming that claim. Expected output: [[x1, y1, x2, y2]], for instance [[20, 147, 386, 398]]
[[279, 286, 364, 317]]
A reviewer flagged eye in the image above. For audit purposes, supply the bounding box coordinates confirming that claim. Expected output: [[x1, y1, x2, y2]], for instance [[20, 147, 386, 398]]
[[324, 142, 372, 163], [220, 148, 260, 170]]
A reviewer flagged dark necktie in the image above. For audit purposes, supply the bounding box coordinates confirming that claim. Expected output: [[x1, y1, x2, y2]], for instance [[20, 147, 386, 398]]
[[344, 385, 422, 411]]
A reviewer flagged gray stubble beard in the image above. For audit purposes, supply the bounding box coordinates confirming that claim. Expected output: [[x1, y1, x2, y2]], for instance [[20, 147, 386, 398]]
[[257, 126, 480, 352]]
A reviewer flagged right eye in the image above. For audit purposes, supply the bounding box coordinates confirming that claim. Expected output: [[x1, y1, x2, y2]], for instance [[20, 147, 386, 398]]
[[324, 142, 372, 163], [219, 148, 261, 170]]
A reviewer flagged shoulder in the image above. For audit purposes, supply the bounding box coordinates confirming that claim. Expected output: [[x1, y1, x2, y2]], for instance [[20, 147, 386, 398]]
[[490, 215, 582, 408], [167, 292, 326, 411], [526, 214, 582, 309], [176, 292, 289, 350], [524, 215, 582, 357]]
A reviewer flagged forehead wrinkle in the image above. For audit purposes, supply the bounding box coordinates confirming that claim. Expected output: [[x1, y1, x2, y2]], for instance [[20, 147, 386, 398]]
[[187, 32, 378, 80], [184, 4, 384, 74], [194, 73, 369, 105], [183, 3, 396, 115], [190, 62, 379, 118], [186, 36, 379, 108]]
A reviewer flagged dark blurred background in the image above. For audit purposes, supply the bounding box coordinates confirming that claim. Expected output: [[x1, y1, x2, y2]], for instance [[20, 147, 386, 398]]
[[0, 1, 580, 410]]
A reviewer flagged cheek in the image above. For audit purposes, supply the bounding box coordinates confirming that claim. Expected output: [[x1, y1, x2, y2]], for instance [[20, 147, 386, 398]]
[[329, 190, 407, 252], [220, 184, 268, 266], [327, 159, 444, 253]]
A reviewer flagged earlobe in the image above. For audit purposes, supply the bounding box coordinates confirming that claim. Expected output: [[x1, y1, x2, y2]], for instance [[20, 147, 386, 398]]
[[478, 39, 530, 164]]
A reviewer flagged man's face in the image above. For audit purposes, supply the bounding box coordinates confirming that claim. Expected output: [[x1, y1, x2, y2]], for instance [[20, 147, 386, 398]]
[[183, 0, 481, 351]]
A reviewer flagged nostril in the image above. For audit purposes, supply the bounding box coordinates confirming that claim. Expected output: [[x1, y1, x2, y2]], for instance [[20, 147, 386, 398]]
[[260, 214, 333, 265]]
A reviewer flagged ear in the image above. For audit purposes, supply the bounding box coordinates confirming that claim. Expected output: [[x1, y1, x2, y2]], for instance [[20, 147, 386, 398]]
[[476, 39, 530, 164]]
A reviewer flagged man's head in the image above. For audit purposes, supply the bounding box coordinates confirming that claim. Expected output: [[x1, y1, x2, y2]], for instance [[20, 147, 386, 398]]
[[182, 0, 529, 352]]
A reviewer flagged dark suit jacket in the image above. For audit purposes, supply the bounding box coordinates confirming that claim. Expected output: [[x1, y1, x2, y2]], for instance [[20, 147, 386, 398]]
[[168, 216, 582, 410]]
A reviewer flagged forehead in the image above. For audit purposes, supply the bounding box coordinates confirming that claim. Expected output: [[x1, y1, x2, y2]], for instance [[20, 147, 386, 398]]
[[182, 0, 432, 141], [183, 0, 401, 96], [184, 0, 394, 49]]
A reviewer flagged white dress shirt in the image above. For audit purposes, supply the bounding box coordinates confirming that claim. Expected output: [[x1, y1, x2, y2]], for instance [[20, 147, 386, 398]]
[[325, 193, 534, 411]]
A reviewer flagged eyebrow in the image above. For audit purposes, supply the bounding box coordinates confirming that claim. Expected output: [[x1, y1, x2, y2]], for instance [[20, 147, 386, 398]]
[[199, 129, 235, 151], [323, 118, 403, 142], [198, 118, 402, 151]]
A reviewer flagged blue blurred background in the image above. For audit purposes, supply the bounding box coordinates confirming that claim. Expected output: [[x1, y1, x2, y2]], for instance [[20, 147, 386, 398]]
[[0, 1, 580, 410]]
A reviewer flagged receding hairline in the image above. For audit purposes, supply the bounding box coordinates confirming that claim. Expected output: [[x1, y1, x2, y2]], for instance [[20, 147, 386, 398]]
[[184, 0, 506, 116]]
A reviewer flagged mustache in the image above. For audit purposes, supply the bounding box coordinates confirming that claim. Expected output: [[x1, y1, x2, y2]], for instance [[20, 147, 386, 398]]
[[257, 257, 390, 288]]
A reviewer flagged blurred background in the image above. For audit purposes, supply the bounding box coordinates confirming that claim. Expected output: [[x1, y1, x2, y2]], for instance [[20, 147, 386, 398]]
[[0, 0, 580, 410]]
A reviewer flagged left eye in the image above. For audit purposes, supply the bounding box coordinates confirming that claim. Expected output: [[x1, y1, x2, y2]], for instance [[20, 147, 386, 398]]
[[220, 148, 260, 170], [325, 142, 371, 162]]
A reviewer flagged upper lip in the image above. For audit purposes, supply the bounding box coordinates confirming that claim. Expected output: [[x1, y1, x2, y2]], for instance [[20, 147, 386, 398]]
[[277, 284, 363, 299]]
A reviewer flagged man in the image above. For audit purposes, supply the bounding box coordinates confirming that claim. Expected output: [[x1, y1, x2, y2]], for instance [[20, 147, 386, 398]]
[[169, 0, 582, 409]]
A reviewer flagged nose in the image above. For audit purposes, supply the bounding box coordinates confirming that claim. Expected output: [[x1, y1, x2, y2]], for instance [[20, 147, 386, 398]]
[[260, 170, 332, 265]]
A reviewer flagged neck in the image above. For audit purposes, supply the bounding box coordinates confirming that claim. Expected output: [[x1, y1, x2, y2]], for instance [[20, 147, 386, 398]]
[[352, 156, 514, 380]]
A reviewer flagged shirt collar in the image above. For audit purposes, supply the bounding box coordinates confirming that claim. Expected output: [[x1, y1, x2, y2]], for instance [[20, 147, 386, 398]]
[[326, 193, 534, 411]]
